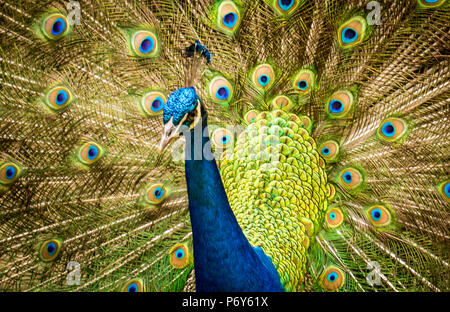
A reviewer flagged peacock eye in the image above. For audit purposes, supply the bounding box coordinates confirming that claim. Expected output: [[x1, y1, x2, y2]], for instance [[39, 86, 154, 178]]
[[45, 86, 73, 111], [212, 128, 234, 149], [271, 95, 293, 111], [367, 205, 392, 227], [128, 284, 137, 292], [381, 122, 394, 136], [209, 76, 234, 104], [40, 239, 62, 262], [438, 180, 450, 202], [418, 0, 446, 8], [326, 91, 353, 118], [140, 91, 166, 116], [320, 267, 345, 291], [318, 140, 340, 162], [293, 69, 316, 94], [338, 167, 363, 191], [342, 28, 357, 43], [217, 0, 241, 35], [0, 162, 22, 185], [130, 30, 159, 58], [377, 117, 408, 142], [325, 207, 344, 228], [145, 184, 168, 205], [273, 0, 299, 15], [176, 248, 185, 259], [260, 75, 269, 86], [327, 272, 338, 282], [299, 115, 313, 134], [244, 110, 258, 124], [169, 243, 191, 269], [329, 100, 343, 113], [41, 13, 70, 40], [122, 279, 145, 292], [338, 16, 367, 48], [371, 209, 381, 220], [223, 12, 237, 27], [252, 64, 275, 91], [77, 142, 104, 165]]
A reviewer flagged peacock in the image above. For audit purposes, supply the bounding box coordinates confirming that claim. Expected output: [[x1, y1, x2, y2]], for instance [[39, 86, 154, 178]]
[[0, 0, 448, 292]]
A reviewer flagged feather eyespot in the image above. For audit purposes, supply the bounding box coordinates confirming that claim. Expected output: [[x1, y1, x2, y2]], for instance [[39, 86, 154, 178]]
[[437, 181, 450, 202], [418, 0, 446, 8], [342, 28, 357, 43], [299, 115, 313, 134], [318, 140, 339, 162], [217, 0, 241, 35], [130, 30, 159, 58], [141, 91, 166, 116], [41, 13, 70, 40], [320, 266, 345, 291], [377, 117, 408, 142], [0, 162, 22, 185], [338, 167, 363, 190], [293, 69, 316, 94], [145, 184, 168, 205], [212, 128, 234, 149], [252, 64, 275, 91], [244, 110, 259, 124], [45, 86, 73, 111], [169, 243, 192, 269], [366, 205, 392, 227], [77, 142, 104, 165], [338, 16, 367, 48], [325, 207, 344, 228], [272, 95, 293, 111], [209, 76, 234, 104], [273, 0, 299, 15], [40, 239, 62, 262], [122, 279, 145, 292], [326, 91, 353, 118]]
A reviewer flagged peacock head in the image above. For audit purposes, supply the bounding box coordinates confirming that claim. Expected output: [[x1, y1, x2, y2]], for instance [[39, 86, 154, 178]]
[[159, 87, 204, 153]]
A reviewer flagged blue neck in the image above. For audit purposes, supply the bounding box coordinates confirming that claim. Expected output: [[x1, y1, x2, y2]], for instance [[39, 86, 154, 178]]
[[184, 115, 283, 292]]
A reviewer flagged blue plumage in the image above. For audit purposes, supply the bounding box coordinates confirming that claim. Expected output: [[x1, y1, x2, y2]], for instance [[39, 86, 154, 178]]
[[163, 87, 199, 125], [184, 116, 283, 292], [163, 87, 284, 291], [185, 40, 211, 63]]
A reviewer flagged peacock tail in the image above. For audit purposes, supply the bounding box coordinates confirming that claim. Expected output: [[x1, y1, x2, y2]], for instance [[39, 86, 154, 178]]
[[0, 0, 449, 292]]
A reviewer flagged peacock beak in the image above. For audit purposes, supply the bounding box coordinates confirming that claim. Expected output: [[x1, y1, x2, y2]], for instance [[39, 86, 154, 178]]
[[159, 101, 202, 154], [158, 118, 183, 154]]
